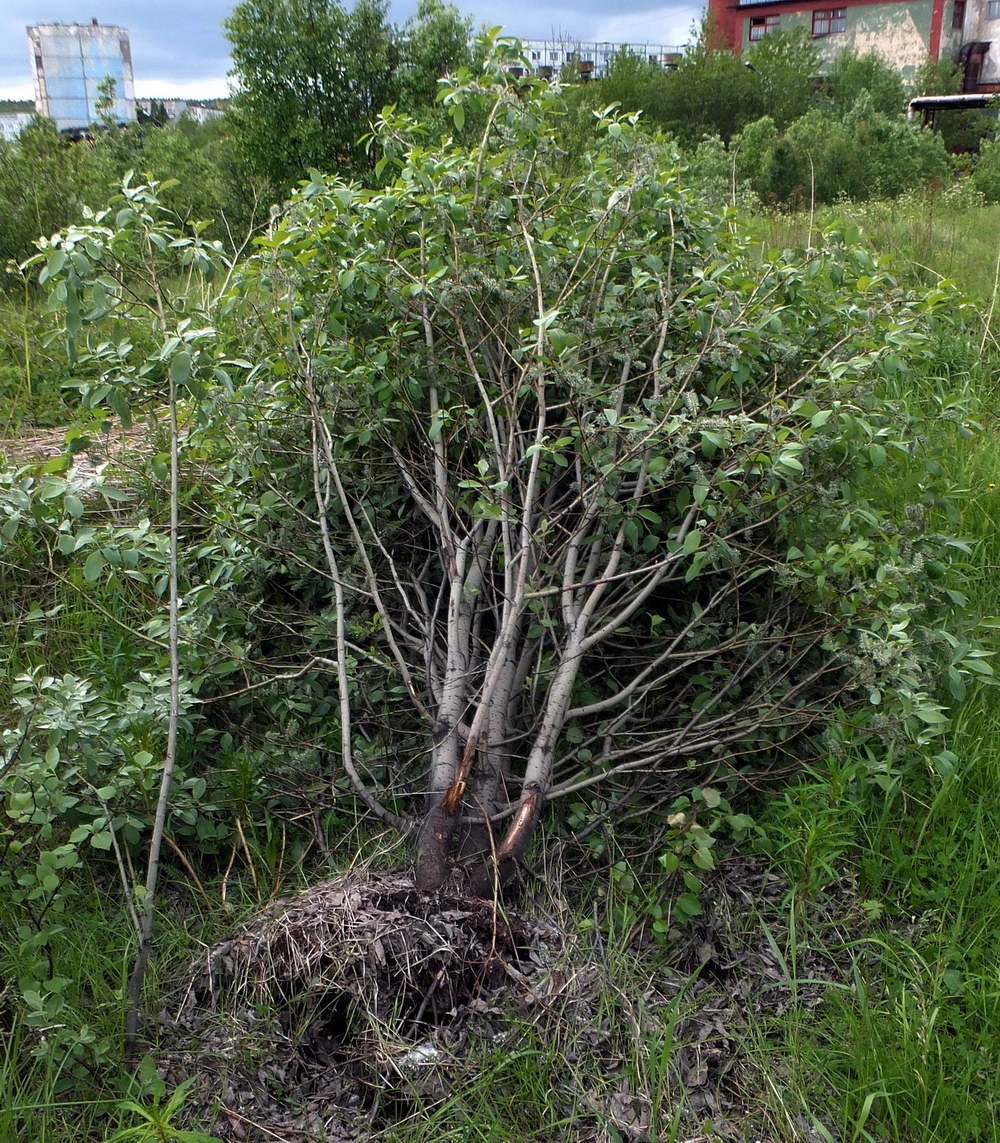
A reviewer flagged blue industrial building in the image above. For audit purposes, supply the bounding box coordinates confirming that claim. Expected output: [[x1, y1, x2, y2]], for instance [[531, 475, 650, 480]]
[[28, 20, 136, 132]]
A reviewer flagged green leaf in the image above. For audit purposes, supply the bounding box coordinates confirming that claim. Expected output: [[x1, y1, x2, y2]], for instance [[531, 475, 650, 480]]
[[915, 705, 948, 724], [700, 786, 722, 809], [109, 389, 133, 429], [676, 892, 703, 918], [83, 549, 106, 582], [39, 454, 71, 475], [39, 249, 67, 284], [547, 327, 578, 355], [692, 847, 715, 871], [682, 529, 702, 555], [685, 553, 706, 583], [98, 486, 132, 502], [169, 351, 193, 388], [726, 814, 754, 832]]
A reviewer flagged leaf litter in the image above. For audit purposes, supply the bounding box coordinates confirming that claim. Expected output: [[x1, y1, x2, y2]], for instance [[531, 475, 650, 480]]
[[155, 858, 867, 1142]]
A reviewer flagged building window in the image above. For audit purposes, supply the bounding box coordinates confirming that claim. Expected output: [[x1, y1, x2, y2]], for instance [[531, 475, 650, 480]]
[[749, 14, 780, 39], [531, 51, 539, 60], [812, 7, 846, 35], [953, 0, 966, 27], [988, 0, 1000, 18]]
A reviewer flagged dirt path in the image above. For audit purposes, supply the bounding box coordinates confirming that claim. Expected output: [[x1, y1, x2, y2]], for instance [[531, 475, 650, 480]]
[[0, 421, 153, 478]]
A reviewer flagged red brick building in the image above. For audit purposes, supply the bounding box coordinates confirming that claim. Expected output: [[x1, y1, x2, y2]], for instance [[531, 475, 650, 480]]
[[706, 0, 998, 90]]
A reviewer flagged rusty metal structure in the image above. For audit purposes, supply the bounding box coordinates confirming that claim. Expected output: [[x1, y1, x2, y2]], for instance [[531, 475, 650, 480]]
[[27, 20, 136, 133]]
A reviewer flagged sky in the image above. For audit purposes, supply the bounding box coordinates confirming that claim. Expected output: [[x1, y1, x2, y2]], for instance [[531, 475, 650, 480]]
[[0, 2, 703, 101]]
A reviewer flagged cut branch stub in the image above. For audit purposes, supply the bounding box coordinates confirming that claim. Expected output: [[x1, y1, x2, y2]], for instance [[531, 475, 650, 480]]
[[441, 732, 478, 814]]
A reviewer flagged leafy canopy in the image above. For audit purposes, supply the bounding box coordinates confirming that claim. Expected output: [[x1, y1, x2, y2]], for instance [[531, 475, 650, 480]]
[[18, 42, 979, 897]]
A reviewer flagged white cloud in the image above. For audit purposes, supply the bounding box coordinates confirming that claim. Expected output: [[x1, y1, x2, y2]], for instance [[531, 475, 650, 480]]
[[0, 81, 33, 100], [591, 5, 700, 45], [134, 77, 231, 99]]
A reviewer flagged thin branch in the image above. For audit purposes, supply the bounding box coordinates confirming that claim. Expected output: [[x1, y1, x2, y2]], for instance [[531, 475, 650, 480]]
[[125, 235, 181, 1063]]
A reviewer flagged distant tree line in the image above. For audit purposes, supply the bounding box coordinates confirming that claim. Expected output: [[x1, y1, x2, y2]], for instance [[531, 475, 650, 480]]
[[565, 24, 998, 205], [0, 1, 474, 276]]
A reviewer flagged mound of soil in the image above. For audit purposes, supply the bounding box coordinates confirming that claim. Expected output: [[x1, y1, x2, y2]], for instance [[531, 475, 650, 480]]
[[159, 870, 563, 1140]]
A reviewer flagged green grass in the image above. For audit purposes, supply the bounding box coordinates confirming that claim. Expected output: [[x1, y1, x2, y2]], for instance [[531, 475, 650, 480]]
[[744, 189, 1000, 309], [748, 688, 1000, 1142], [0, 869, 272, 1143], [735, 200, 1000, 1138]]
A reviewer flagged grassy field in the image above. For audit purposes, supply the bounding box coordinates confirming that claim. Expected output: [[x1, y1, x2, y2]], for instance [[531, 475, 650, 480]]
[[734, 191, 1000, 1142], [4, 193, 1000, 1142]]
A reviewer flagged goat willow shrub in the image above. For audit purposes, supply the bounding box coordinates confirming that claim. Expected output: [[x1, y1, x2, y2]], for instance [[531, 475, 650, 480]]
[[224, 41, 977, 881], [4, 33, 982, 956]]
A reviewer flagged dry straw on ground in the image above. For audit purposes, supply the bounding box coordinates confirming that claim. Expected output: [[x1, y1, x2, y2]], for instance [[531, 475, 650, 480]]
[[155, 858, 857, 1142]]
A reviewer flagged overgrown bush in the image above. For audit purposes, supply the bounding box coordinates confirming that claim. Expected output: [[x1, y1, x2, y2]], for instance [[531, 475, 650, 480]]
[[972, 135, 1000, 201], [0, 120, 113, 278], [734, 96, 953, 204], [823, 48, 908, 118], [29, 45, 985, 900]]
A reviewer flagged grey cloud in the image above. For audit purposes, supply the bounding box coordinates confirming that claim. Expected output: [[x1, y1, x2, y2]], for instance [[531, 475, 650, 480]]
[[1, 1, 700, 95]]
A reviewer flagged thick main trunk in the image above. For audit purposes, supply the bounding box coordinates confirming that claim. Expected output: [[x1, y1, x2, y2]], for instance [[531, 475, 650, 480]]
[[415, 668, 516, 895], [414, 728, 463, 891], [415, 615, 588, 897], [415, 799, 455, 892], [415, 537, 476, 891], [416, 606, 526, 895], [457, 741, 511, 898]]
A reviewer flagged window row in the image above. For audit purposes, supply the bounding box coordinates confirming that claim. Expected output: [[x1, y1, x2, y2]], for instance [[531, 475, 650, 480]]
[[749, 0, 998, 41], [749, 8, 847, 40]]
